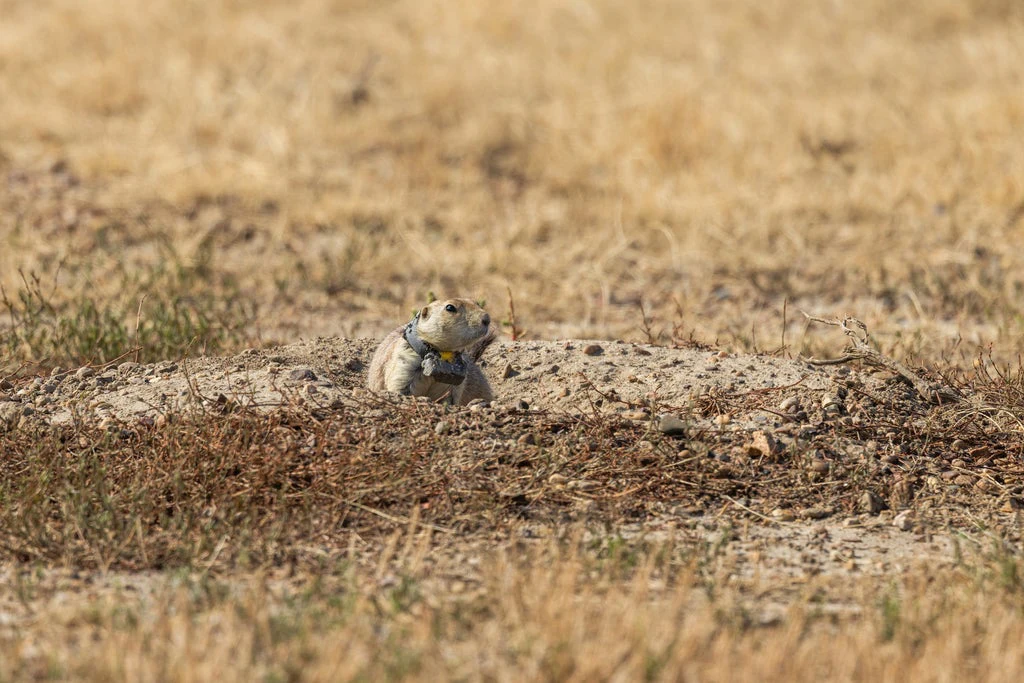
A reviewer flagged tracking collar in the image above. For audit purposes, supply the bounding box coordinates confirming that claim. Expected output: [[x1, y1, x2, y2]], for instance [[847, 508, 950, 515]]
[[403, 313, 469, 386]]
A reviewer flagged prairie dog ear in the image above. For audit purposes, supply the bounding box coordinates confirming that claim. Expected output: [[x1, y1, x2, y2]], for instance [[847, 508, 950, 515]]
[[419, 305, 431, 320]]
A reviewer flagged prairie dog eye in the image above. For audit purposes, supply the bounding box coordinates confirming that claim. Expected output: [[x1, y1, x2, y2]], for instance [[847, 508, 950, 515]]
[[444, 303, 458, 313]]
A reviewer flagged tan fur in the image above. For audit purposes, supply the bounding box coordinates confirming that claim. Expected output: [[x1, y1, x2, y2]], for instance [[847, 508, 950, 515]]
[[367, 298, 495, 405]]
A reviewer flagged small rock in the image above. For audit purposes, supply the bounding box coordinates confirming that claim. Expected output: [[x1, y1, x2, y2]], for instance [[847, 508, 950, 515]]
[[802, 506, 832, 520], [517, 399, 530, 411], [75, 366, 96, 379], [779, 396, 800, 413], [658, 414, 688, 437], [0, 379, 11, 391], [892, 510, 914, 532], [49, 367, 63, 377], [434, 421, 450, 435], [860, 491, 886, 515], [807, 459, 830, 475], [953, 474, 976, 487], [951, 439, 966, 451], [288, 368, 318, 382], [517, 433, 537, 446], [582, 344, 604, 356], [714, 414, 732, 427], [568, 479, 599, 492], [344, 358, 363, 372], [975, 478, 997, 493], [502, 363, 519, 379], [821, 394, 843, 414], [548, 474, 569, 486], [771, 508, 795, 522], [746, 430, 780, 458], [0, 402, 21, 428], [118, 362, 140, 376]]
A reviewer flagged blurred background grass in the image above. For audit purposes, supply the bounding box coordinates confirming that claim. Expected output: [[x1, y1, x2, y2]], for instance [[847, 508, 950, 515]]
[[2, 0, 1023, 364]]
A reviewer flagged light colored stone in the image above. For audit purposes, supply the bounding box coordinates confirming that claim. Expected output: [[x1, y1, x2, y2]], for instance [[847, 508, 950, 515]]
[[893, 510, 914, 532]]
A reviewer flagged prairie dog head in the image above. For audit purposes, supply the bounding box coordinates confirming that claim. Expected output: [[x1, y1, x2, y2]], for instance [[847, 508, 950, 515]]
[[414, 298, 492, 351]]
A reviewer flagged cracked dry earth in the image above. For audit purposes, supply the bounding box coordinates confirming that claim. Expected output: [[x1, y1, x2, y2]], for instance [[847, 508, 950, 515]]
[[1, 337, 1020, 611]]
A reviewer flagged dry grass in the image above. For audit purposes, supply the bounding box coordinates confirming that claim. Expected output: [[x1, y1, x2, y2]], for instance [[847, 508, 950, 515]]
[[0, 397, 1022, 680], [2, 0, 1024, 355], [2, 526, 1024, 681]]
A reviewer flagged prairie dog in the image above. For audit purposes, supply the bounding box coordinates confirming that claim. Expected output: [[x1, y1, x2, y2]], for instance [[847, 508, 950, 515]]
[[367, 298, 495, 405]]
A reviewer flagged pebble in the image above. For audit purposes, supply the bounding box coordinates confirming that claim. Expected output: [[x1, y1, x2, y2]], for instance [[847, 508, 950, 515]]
[[434, 421, 450, 435], [807, 459, 830, 475], [118, 362, 141, 376], [801, 506, 832, 520], [288, 368, 318, 382], [779, 396, 800, 413], [821, 394, 843, 414], [582, 344, 604, 356], [75, 366, 96, 379], [657, 414, 688, 436], [548, 474, 569, 486], [502, 363, 519, 379], [746, 430, 780, 458], [975, 478, 997, 493], [860, 491, 886, 515], [0, 402, 21, 427], [771, 508, 795, 522], [892, 510, 914, 532]]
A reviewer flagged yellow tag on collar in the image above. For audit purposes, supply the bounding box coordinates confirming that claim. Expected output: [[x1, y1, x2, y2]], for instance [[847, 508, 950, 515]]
[[439, 351, 456, 362]]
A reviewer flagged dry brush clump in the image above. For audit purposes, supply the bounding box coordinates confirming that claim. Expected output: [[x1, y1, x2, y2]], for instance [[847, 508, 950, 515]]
[[2, 374, 1022, 573]]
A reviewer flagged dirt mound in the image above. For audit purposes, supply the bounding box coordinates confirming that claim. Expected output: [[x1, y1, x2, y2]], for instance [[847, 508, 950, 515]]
[[3, 337, 881, 430]]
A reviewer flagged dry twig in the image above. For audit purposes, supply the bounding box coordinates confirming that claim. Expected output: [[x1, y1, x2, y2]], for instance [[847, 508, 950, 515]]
[[800, 313, 958, 404]]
